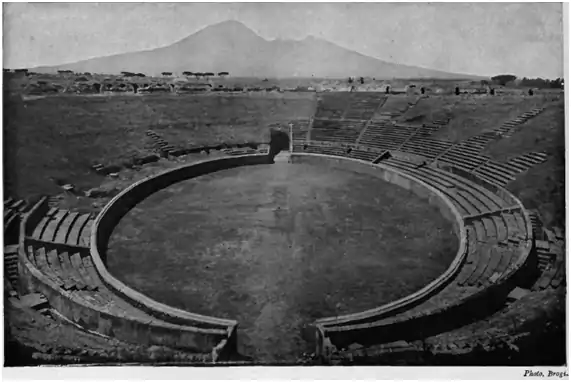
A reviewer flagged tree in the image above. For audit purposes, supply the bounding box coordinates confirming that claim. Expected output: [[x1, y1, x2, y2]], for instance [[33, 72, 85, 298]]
[[194, 72, 203, 80], [359, 77, 364, 84], [348, 77, 353, 84], [491, 74, 517, 86], [519, 76, 563, 89], [161, 72, 172, 77], [203, 72, 214, 80], [182, 71, 193, 76], [218, 71, 229, 78]]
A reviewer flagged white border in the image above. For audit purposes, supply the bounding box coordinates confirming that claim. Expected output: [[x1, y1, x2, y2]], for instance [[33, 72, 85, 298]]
[[2, 1, 569, 381]]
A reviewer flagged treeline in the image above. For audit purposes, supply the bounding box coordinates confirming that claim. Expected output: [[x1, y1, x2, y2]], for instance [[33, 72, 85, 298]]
[[491, 74, 564, 89], [520, 77, 564, 89], [121, 71, 147, 77], [180, 71, 229, 79]]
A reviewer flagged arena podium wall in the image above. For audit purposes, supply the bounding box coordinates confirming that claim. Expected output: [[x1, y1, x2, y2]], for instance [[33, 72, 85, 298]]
[[16, 151, 535, 361], [292, 154, 533, 358]]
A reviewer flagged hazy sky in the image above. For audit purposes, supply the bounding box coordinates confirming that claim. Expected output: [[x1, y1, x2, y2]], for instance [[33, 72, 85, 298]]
[[3, 3, 564, 78]]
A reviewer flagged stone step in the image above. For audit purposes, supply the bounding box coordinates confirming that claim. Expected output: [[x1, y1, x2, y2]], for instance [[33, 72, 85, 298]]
[[472, 170, 507, 187], [480, 161, 518, 176], [504, 160, 529, 173], [474, 166, 515, 183], [508, 156, 536, 169]]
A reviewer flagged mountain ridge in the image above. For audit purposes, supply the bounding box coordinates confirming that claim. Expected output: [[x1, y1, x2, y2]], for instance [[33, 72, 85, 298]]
[[31, 20, 484, 79]]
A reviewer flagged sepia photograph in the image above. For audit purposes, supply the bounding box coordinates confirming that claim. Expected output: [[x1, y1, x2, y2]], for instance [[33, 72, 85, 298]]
[[2, 2, 567, 376]]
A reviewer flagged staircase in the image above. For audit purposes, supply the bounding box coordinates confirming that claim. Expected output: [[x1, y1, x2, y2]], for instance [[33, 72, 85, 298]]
[[4, 244, 20, 290]]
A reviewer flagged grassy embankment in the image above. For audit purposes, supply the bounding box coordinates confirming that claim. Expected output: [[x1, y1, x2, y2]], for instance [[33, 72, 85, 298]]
[[3, 93, 315, 200]]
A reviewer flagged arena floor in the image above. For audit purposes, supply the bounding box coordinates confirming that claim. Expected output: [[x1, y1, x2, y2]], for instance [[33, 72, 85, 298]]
[[107, 160, 458, 361]]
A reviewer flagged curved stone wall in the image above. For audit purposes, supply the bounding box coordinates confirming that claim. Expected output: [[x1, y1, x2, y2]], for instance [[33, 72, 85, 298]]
[[292, 155, 468, 323], [89, 151, 468, 358], [19, 150, 534, 361], [18, 197, 231, 358], [294, 154, 534, 356], [90, 155, 272, 326]]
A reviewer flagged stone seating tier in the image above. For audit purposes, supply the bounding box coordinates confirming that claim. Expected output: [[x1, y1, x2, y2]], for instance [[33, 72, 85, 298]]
[[400, 139, 453, 159], [32, 209, 93, 248], [359, 124, 417, 150], [4, 245, 19, 288], [384, 158, 507, 215], [348, 149, 378, 162], [23, 235, 235, 356]]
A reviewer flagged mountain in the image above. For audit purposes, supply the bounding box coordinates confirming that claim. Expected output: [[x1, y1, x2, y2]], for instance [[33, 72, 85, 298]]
[[32, 20, 479, 79]]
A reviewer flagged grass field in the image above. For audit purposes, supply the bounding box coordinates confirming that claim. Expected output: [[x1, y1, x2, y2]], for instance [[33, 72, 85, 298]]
[[428, 95, 552, 142], [394, 93, 565, 228], [485, 100, 565, 228], [142, 93, 315, 146], [3, 93, 315, 200], [106, 161, 458, 362]]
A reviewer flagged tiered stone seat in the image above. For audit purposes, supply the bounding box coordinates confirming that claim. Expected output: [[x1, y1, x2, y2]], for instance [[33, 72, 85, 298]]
[[535, 240, 553, 270], [504, 152, 549, 173], [457, 216, 518, 288], [310, 119, 365, 144], [383, 158, 508, 215], [314, 94, 348, 119], [290, 120, 311, 142], [358, 122, 417, 151], [494, 108, 544, 138], [348, 149, 379, 162], [67, 213, 92, 246], [146, 130, 179, 157], [343, 94, 387, 120], [413, 123, 447, 138], [32, 209, 93, 248], [292, 143, 305, 153], [472, 160, 516, 187], [222, 148, 259, 156], [399, 137, 453, 159], [373, 96, 416, 120], [437, 136, 493, 172], [4, 244, 19, 289], [317, 161, 530, 352], [533, 238, 565, 291], [300, 143, 347, 158], [435, 108, 546, 173], [4, 198, 31, 243], [23, 241, 234, 354], [28, 244, 148, 310]]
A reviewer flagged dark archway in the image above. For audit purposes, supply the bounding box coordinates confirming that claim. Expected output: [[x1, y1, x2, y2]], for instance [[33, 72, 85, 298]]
[[268, 128, 290, 162]]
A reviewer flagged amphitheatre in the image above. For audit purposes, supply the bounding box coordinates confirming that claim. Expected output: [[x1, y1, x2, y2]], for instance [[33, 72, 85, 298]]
[[3, 70, 566, 366]]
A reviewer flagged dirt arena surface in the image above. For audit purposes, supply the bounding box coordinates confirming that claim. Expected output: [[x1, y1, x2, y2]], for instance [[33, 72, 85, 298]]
[[107, 160, 458, 361]]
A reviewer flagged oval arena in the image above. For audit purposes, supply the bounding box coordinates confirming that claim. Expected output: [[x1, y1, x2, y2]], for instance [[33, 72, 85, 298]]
[[5, 90, 565, 365]]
